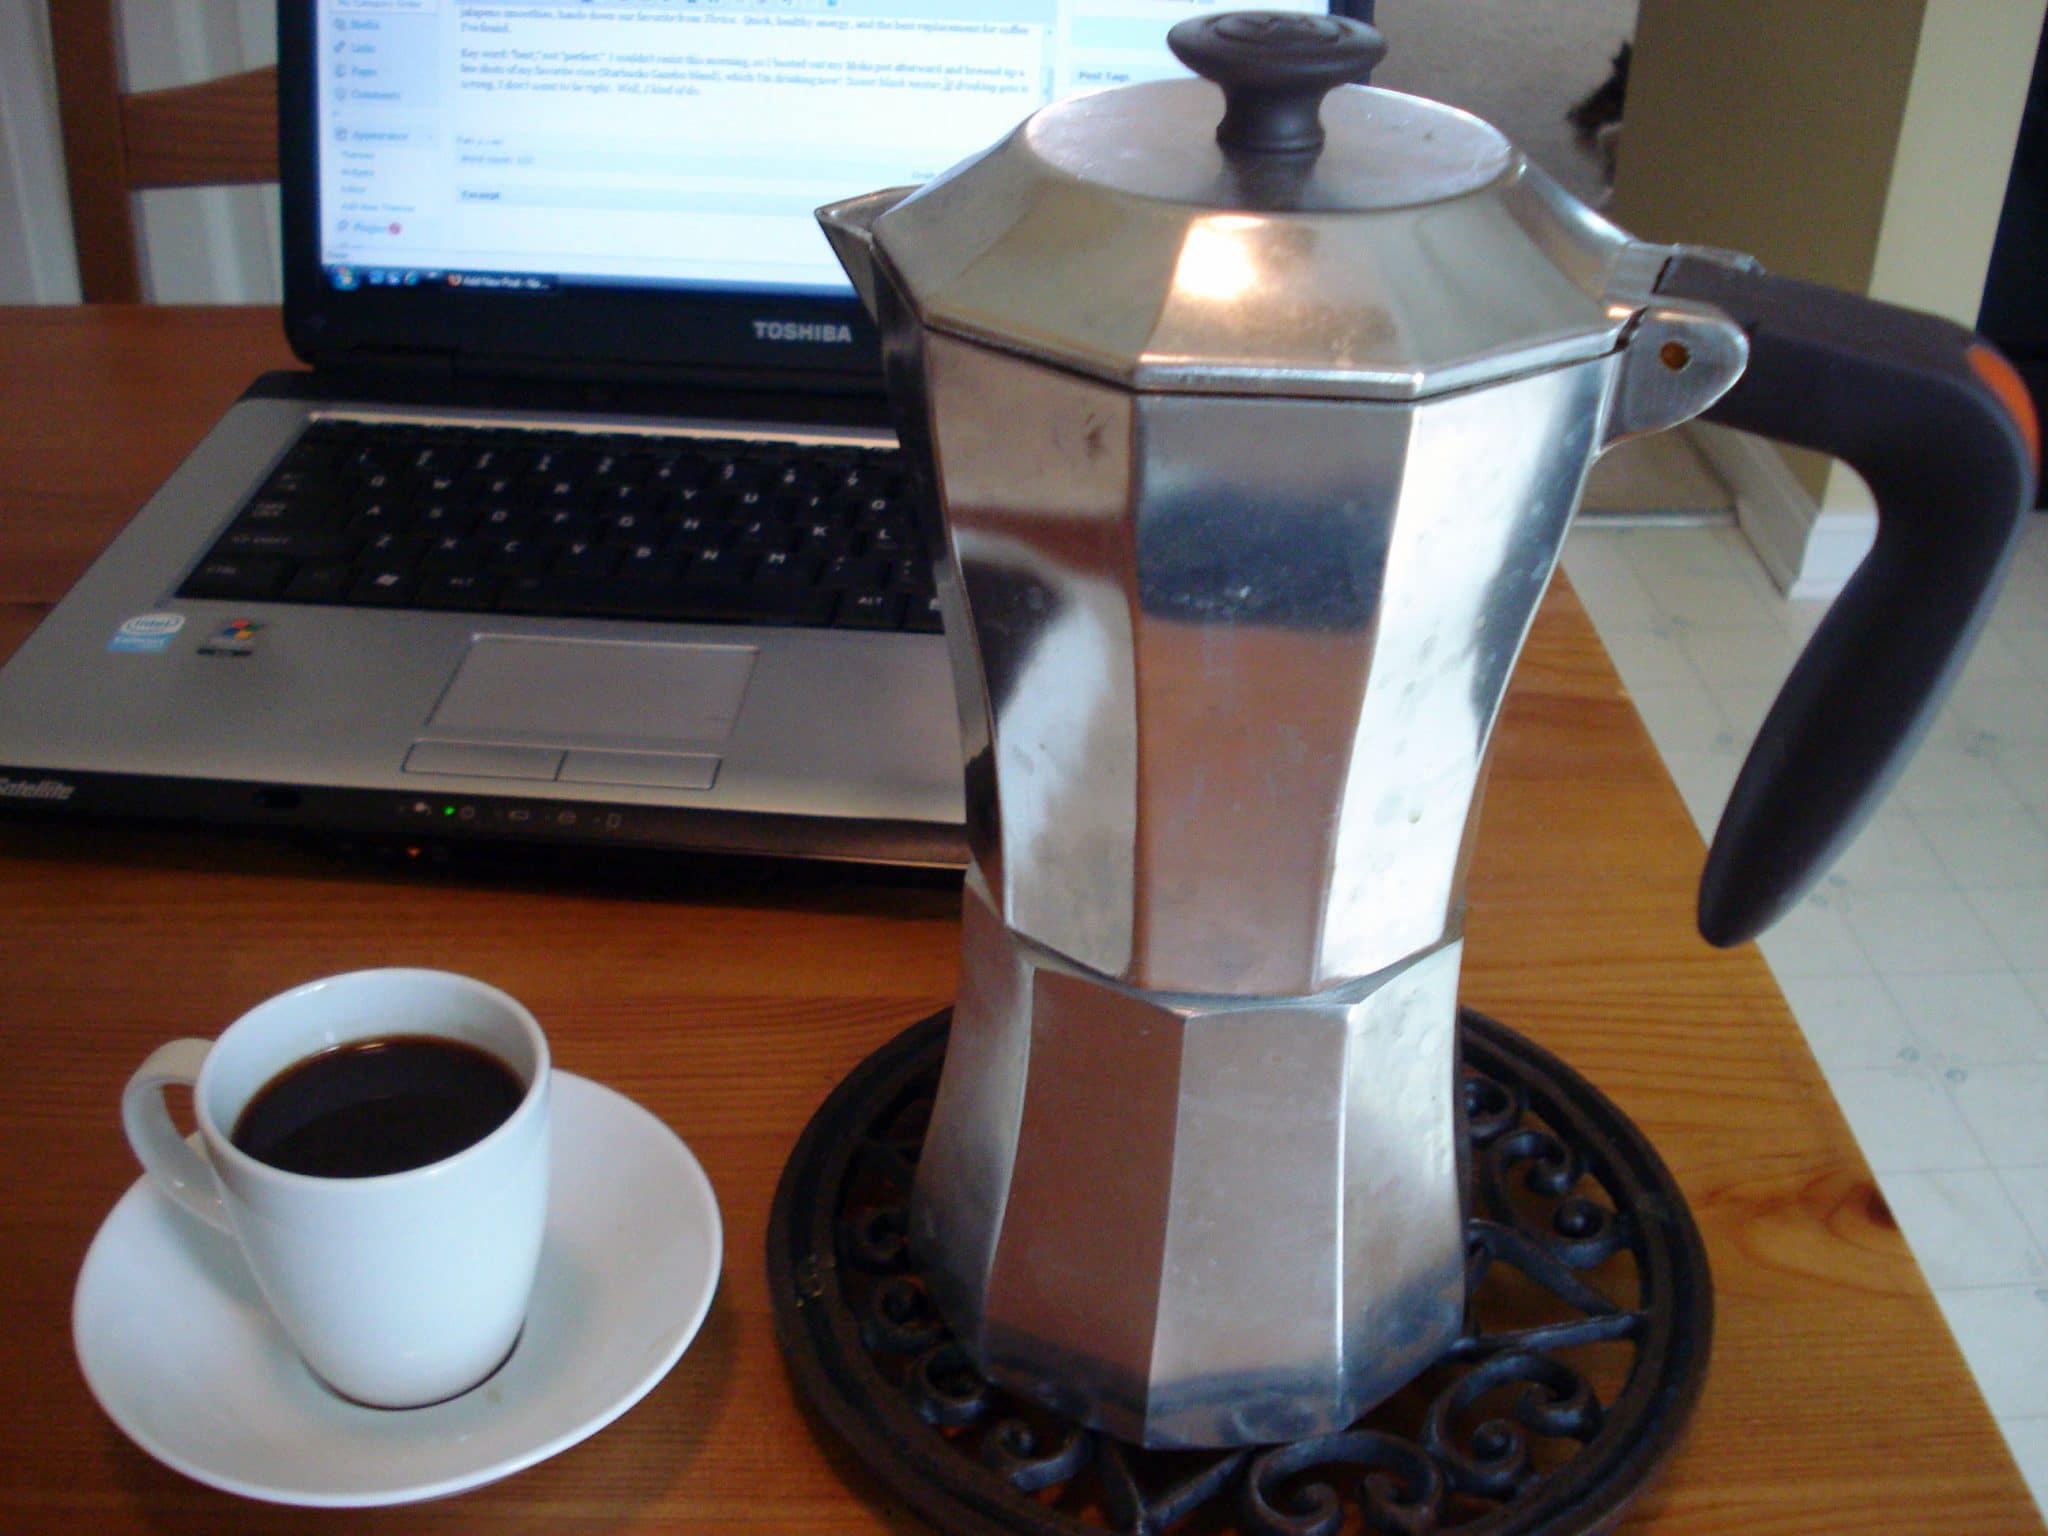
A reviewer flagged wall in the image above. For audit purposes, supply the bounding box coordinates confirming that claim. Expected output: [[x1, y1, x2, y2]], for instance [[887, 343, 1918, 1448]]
[[1612, 0, 2046, 592], [116, 0, 279, 303], [0, 0, 76, 302]]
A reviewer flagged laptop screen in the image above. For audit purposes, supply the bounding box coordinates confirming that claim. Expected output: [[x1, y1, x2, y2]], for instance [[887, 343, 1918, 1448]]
[[285, 1, 1354, 387], [314, 0, 1332, 300]]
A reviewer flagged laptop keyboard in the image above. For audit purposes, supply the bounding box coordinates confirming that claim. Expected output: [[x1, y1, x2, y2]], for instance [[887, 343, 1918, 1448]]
[[176, 419, 941, 633]]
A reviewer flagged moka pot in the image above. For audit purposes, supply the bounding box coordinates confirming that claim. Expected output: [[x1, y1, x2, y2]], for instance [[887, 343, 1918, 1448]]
[[818, 10, 2037, 1449]]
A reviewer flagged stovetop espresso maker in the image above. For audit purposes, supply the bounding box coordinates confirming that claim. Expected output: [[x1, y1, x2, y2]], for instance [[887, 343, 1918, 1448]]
[[819, 11, 2037, 1450]]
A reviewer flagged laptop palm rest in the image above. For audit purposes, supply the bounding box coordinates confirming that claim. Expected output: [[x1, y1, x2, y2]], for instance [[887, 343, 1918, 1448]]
[[416, 638, 757, 787]]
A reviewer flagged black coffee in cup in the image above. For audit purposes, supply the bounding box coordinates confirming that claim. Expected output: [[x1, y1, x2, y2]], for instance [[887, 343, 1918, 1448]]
[[232, 1035, 525, 1178]]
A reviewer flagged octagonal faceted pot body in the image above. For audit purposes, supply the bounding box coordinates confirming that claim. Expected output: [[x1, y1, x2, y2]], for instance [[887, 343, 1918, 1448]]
[[904, 319, 1612, 998], [912, 874, 1468, 1449]]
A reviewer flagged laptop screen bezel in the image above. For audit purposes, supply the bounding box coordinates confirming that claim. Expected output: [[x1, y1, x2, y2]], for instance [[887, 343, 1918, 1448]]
[[277, 2, 1367, 390]]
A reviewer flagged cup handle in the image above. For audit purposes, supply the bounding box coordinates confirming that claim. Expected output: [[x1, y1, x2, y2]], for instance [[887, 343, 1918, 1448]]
[[121, 1039, 231, 1232]]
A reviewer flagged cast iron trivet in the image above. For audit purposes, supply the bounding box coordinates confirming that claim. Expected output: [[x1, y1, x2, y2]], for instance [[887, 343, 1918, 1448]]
[[768, 1009, 1710, 1535]]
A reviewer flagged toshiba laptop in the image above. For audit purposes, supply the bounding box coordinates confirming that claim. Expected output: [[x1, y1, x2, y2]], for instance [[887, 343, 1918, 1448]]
[[0, 0, 1350, 865]]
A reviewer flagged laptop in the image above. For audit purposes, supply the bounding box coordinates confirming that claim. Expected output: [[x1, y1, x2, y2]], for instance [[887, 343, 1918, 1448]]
[[0, 0, 1350, 868]]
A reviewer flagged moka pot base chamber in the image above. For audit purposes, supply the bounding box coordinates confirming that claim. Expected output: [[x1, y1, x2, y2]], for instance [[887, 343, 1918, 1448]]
[[768, 1007, 1712, 1536]]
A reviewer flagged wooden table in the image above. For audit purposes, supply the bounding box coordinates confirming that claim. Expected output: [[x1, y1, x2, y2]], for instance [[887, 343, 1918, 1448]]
[[0, 306, 2035, 1533]]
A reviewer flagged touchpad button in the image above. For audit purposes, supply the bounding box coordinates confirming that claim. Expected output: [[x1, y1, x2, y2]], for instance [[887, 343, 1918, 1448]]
[[429, 637, 757, 747]]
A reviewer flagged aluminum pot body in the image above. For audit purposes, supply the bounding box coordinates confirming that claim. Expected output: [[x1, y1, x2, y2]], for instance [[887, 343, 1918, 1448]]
[[870, 259, 1624, 1445], [894, 307, 1614, 997]]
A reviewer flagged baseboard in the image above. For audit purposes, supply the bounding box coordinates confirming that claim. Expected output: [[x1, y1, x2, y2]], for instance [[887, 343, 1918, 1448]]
[[1686, 423, 1874, 600]]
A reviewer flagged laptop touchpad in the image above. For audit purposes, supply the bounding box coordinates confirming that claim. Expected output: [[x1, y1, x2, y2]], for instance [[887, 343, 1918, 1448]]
[[430, 637, 757, 747]]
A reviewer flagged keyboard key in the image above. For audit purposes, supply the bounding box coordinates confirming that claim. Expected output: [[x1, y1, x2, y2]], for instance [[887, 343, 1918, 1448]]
[[360, 530, 427, 563], [235, 496, 335, 531], [837, 592, 906, 630], [754, 550, 819, 585], [421, 535, 485, 573], [219, 528, 357, 563], [820, 556, 885, 590], [258, 469, 337, 504], [346, 500, 409, 535], [473, 503, 533, 537], [888, 557, 934, 592], [797, 519, 855, 558], [617, 544, 678, 581], [864, 522, 915, 557], [348, 568, 419, 605], [553, 541, 619, 578], [685, 547, 753, 584], [599, 510, 655, 543], [416, 572, 502, 610], [648, 456, 708, 491], [535, 507, 595, 540], [526, 445, 592, 479], [733, 517, 793, 552], [414, 500, 475, 534], [181, 555, 290, 600], [483, 536, 552, 575], [283, 562, 354, 604]]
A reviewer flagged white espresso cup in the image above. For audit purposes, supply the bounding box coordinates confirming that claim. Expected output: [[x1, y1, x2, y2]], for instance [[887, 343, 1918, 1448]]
[[121, 968, 551, 1409]]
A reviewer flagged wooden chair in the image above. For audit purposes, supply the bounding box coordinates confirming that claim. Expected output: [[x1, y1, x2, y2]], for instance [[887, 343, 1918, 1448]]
[[48, 6, 277, 303]]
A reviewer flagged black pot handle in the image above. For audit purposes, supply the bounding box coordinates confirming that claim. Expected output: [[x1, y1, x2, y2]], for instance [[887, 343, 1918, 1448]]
[[1653, 253, 2038, 946]]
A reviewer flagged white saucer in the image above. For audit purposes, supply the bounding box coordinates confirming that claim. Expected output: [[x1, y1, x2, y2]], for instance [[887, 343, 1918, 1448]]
[[73, 1071, 722, 1507]]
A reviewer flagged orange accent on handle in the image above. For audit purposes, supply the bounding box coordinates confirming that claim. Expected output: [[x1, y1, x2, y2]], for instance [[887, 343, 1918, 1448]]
[[1968, 342, 2041, 474]]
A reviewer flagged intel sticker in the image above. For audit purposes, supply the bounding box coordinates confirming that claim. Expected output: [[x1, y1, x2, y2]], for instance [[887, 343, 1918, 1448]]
[[109, 612, 185, 654]]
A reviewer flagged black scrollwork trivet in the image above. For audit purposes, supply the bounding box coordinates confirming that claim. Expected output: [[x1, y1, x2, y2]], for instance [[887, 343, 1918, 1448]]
[[768, 1009, 1710, 1535]]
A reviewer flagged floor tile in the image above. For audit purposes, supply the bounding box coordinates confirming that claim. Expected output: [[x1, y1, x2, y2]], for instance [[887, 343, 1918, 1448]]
[[1949, 673, 2048, 746], [1823, 811, 1953, 892], [1827, 1062, 1987, 1172], [1894, 727, 2030, 816], [1622, 521, 1755, 581], [1775, 594, 1832, 640], [1936, 1286, 2048, 1419], [1991, 571, 2048, 630], [1699, 677, 1779, 743], [1886, 971, 2048, 1067], [1753, 890, 1869, 978], [1880, 1170, 2047, 1287], [1957, 626, 2039, 686], [2024, 973, 2048, 1017], [2007, 777, 2048, 822], [1597, 623, 1700, 694], [1558, 536, 1666, 632], [1773, 971, 1919, 1072], [1623, 684, 1730, 756], [1948, 1064, 2048, 1167], [2003, 622, 2048, 682], [1999, 1168, 2048, 1259], [1836, 888, 2009, 975], [1672, 621, 1803, 686], [1623, 564, 1781, 631], [1968, 888, 2048, 973], [1916, 810, 2048, 891]]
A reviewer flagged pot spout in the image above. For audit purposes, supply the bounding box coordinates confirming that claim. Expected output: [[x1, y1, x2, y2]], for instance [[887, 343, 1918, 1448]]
[[815, 187, 917, 321]]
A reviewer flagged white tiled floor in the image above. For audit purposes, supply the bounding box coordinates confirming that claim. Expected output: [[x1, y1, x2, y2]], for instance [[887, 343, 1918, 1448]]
[[1562, 509, 2048, 1514]]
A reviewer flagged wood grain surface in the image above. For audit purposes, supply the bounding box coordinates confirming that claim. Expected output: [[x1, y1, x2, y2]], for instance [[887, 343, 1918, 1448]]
[[0, 307, 2035, 1533]]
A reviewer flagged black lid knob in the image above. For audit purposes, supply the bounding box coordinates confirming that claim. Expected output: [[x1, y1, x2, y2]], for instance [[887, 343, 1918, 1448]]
[[1167, 11, 1387, 155]]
